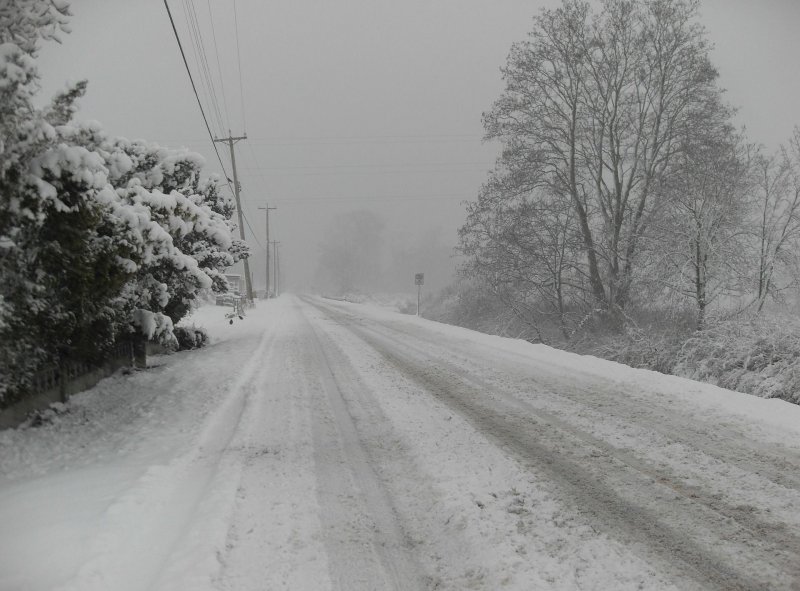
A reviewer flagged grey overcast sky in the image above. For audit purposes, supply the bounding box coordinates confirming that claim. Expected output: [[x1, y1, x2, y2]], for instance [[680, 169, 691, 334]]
[[36, 0, 800, 293]]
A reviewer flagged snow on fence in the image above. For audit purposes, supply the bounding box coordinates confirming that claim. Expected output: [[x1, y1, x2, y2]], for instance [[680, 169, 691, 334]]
[[0, 340, 135, 430]]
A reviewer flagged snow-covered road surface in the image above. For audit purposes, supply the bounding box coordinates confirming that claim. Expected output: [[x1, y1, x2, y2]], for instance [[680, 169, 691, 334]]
[[2, 295, 800, 590]]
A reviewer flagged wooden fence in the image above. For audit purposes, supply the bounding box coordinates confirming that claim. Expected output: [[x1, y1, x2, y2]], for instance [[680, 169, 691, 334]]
[[0, 340, 135, 430]]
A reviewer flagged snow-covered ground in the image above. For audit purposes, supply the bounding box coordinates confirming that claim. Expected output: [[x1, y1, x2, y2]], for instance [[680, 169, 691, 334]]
[[2, 295, 800, 590]]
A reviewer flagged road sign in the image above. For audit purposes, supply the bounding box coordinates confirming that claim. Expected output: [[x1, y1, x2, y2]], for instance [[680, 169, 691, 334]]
[[415, 273, 424, 286]]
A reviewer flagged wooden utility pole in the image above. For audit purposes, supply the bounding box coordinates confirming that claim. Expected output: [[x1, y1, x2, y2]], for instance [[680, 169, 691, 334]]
[[271, 241, 281, 297], [258, 204, 276, 297], [213, 132, 253, 302]]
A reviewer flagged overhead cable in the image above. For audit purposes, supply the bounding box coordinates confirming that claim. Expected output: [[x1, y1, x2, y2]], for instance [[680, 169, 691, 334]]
[[183, 0, 227, 135], [163, 0, 235, 196], [205, 0, 232, 132], [233, 0, 247, 133]]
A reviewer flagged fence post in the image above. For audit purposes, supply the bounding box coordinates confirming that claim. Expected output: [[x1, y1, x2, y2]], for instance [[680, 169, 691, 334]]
[[132, 334, 147, 368], [58, 365, 67, 404]]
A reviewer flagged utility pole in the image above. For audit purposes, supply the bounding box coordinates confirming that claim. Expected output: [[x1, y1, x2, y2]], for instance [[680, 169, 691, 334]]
[[276, 243, 281, 296], [213, 132, 253, 302], [258, 204, 276, 297], [271, 241, 281, 297]]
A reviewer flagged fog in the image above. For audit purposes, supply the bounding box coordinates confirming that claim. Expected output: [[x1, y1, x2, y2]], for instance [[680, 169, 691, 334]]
[[36, 0, 800, 295]]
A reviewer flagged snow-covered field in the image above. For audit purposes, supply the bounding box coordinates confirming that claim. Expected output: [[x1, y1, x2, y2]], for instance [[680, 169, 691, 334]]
[[2, 295, 800, 590]]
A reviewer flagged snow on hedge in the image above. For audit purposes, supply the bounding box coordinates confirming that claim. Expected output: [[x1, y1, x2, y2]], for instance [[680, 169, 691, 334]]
[[0, 2, 244, 405]]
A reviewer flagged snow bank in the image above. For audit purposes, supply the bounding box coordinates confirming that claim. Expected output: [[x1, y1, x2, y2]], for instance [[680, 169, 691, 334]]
[[329, 298, 800, 444]]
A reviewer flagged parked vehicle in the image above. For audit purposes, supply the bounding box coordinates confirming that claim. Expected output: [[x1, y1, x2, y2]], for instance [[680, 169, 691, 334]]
[[215, 292, 239, 306]]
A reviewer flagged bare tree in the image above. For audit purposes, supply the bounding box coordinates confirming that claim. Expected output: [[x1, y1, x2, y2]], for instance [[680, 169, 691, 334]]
[[750, 130, 800, 311], [653, 118, 752, 329], [477, 0, 727, 319], [482, 1, 601, 306], [460, 165, 584, 340]]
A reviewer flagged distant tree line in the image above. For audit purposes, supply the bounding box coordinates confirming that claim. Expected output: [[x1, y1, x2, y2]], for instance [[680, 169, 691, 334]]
[[0, 1, 247, 406], [459, 0, 800, 339]]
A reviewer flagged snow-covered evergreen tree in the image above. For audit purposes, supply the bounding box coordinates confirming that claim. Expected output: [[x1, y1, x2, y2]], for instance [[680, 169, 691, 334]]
[[107, 139, 247, 324], [0, 0, 76, 403], [0, 1, 243, 406]]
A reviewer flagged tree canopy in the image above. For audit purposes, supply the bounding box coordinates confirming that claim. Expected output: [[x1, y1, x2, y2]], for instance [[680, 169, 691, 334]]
[[460, 0, 800, 337], [0, 2, 244, 406]]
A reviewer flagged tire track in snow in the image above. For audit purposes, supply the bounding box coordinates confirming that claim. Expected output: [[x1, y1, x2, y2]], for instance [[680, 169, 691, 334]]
[[307, 298, 800, 591], [298, 304, 427, 591], [314, 299, 800, 560], [337, 305, 800, 553], [340, 304, 800, 493], [215, 306, 334, 591], [353, 314, 800, 559], [150, 327, 282, 590], [55, 326, 277, 591], [314, 299, 800, 515]]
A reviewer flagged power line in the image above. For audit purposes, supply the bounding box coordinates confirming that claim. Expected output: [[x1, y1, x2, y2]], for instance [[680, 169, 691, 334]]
[[193, 0, 228, 134], [239, 144, 275, 250], [238, 161, 489, 171], [245, 142, 264, 176], [181, 0, 217, 132], [155, 135, 486, 148], [246, 135, 482, 146], [268, 193, 470, 203], [234, 147, 489, 179], [243, 141, 270, 197], [241, 149, 278, 244], [238, 168, 488, 179], [205, 0, 231, 132], [221, 145, 263, 249], [163, 0, 235, 195], [165, 0, 264, 292], [233, 0, 247, 133], [182, 0, 227, 135], [242, 209, 263, 248], [169, 1, 258, 252]]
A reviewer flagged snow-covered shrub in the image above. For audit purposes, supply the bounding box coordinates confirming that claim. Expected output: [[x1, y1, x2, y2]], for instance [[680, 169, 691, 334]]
[[426, 279, 543, 341], [589, 324, 683, 375], [0, 0, 71, 55], [0, 84, 142, 406], [104, 138, 248, 325], [173, 325, 209, 351], [675, 316, 800, 404], [0, 2, 88, 404], [0, 3, 241, 407], [575, 306, 698, 374]]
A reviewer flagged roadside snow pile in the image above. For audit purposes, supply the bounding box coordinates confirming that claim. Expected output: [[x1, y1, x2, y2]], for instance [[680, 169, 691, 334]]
[[324, 292, 417, 314], [675, 317, 800, 404], [419, 279, 800, 405], [557, 313, 800, 406]]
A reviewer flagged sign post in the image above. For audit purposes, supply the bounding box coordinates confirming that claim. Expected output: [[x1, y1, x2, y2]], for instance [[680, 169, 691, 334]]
[[415, 273, 424, 316]]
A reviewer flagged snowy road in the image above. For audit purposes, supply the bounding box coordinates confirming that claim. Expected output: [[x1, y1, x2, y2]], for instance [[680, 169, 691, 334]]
[[2, 295, 800, 590]]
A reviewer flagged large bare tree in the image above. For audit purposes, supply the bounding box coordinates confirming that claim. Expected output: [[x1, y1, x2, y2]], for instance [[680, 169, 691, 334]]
[[474, 0, 728, 319]]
